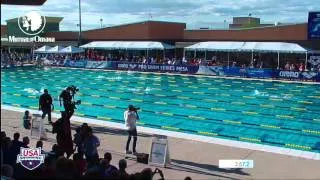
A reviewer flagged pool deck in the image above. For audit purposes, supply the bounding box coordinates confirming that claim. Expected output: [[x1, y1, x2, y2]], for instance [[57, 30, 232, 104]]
[[1, 108, 320, 179]]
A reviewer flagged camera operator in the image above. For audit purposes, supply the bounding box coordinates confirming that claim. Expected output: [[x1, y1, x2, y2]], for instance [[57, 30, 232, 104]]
[[124, 105, 140, 155], [59, 86, 74, 117], [39, 89, 53, 124]]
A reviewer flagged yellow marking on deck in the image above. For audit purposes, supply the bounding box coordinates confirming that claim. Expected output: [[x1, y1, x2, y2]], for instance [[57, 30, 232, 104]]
[[298, 101, 313, 104], [260, 124, 280, 129], [188, 116, 206, 120], [232, 102, 246, 105], [260, 104, 274, 108], [291, 107, 306, 111], [243, 96, 255, 99], [239, 137, 261, 142], [302, 129, 320, 135], [109, 96, 120, 99], [186, 105, 197, 108], [154, 102, 167, 105], [97, 116, 112, 120], [162, 126, 179, 131], [223, 120, 241, 124], [198, 131, 218, 136], [103, 105, 116, 108], [177, 96, 190, 99], [242, 111, 258, 115], [130, 99, 143, 102], [285, 144, 311, 150], [270, 98, 283, 101], [276, 115, 294, 119], [211, 108, 226, 111]]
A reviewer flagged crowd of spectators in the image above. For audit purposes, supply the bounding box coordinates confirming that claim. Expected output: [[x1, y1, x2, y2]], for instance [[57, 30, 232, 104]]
[[1, 51, 33, 67], [1, 126, 192, 180]]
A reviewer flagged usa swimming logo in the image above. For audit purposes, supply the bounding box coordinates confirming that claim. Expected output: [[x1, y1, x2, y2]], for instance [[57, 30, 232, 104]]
[[17, 148, 45, 170]]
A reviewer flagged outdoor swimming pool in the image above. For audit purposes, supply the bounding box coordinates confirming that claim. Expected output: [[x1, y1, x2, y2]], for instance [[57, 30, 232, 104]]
[[1, 67, 320, 153]]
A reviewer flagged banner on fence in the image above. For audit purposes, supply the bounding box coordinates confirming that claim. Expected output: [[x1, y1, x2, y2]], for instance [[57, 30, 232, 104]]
[[86, 61, 113, 69], [64, 60, 87, 68]]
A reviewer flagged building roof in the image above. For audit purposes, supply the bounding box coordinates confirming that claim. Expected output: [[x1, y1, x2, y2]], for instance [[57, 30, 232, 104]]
[[6, 17, 63, 23], [1, 0, 46, 5]]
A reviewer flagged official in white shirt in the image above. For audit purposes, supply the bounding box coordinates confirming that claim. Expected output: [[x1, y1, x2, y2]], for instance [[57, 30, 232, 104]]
[[124, 105, 139, 154]]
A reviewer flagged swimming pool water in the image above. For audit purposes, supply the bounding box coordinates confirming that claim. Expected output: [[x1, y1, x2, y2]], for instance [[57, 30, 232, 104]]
[[1, 67, 320, 153]]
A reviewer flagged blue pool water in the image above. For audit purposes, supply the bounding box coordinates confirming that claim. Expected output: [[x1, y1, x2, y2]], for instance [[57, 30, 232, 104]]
[[1, 67, 320, 153]]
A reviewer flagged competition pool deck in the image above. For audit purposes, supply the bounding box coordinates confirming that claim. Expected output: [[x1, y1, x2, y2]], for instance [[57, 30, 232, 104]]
[[1, 67, 320, 154]]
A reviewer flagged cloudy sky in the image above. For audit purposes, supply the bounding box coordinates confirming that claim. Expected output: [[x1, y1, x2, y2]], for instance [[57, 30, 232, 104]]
[[1, 0, 319, 31]]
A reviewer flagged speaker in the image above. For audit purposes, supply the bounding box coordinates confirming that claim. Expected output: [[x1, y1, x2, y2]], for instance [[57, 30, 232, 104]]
[[136, 153, 149, 164]]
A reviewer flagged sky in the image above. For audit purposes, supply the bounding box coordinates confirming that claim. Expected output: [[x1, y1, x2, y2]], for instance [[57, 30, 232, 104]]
[[1, 0, 319, 31]]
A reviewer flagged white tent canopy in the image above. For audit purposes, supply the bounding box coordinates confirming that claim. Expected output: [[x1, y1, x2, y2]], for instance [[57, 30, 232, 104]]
[[80, 41, 174, 50], [185, 41, 245, 52], [185, 41, 307, 53], [240, 42, 307, 53], [34, 45, 52, 53], [59, 46, 84, 54], [47, 46, 65, 53]]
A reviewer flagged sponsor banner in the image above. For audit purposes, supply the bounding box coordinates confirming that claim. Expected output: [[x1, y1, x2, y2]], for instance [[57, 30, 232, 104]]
[[86, 61, 113, 69], [114, 62, 199, 74], [276, 70, 320, 81], [64, 60, 87, 68], [196, 66, 224, 76], [308, 55, 320, 66], [308, 12, 320, 40], [246, 68, 274, 78]]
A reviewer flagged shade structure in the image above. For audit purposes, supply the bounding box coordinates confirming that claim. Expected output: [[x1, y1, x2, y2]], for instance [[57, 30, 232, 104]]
[[47, 46, 64, 53], [59, 46, 84, 54], [185, 41, 245, 51], [80, 41, 174, 50], [34, 45, 52, 53], [240, 42, 307, 53]]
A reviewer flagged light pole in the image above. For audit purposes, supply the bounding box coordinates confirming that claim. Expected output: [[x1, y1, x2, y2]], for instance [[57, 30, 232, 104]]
[[100, 18, 103, 28], [78, 0, 82, 46]]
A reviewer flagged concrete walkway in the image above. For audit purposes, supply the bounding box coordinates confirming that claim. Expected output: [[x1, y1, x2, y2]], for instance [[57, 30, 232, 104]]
[[1, 109, 319, 179]]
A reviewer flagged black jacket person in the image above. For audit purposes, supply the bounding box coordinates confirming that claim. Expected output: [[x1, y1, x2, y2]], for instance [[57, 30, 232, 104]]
[[39, 89, 53, 123]]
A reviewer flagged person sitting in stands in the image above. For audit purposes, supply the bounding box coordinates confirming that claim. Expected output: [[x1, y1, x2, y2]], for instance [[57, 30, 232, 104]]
[[299, 63, 305, 72], [100, 152, 118, 177], [118, 159, 129, 179], [285, 62, 290, 70], [23, 110, 32, 129], [290, 63, 296, 71]]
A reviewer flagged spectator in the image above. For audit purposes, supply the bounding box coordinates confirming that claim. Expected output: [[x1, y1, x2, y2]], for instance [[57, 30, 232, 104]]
[[10, 133, 24, 164], [22, 136, 30, 148], [73, 127, 83, 153], [185, 177, 192, 180], [36, 140, 47, 155], [23, 110, 32, 129], [83, 127, 100, 163], [299, 63, 305, 72], [55, 157, 77, 179], [2, 137, 13, 165], [285, 62, 290, 70], [100, 152, 118, 177], [118, 159, 129, 178], [290, 63, 296, 71]]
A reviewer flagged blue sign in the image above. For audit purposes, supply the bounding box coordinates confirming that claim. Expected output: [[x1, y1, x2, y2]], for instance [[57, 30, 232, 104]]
[[308, 12, 320, 39], [64, 60, 87, 68]]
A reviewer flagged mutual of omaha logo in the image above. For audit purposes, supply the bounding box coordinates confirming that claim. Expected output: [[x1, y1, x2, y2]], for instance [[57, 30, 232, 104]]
[[18, 11, 46, 36], [17, 148, 45, 170]]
